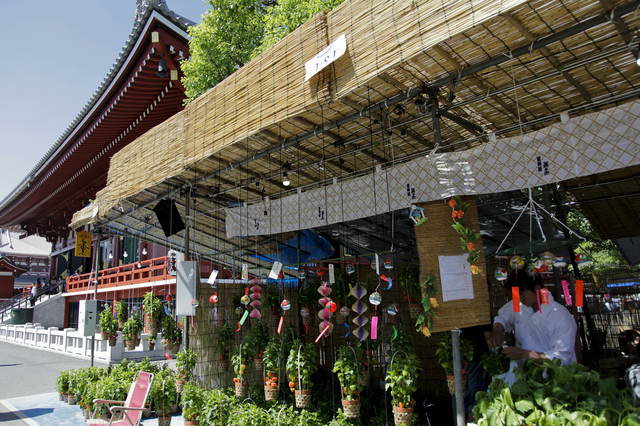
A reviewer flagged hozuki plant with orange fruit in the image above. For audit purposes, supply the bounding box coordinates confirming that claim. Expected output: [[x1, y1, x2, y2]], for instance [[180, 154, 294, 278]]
[[449, 196, 481, 272]]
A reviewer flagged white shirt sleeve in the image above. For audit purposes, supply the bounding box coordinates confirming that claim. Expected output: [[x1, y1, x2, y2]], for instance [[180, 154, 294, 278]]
[[494, 301, 516, 333], [543, 304, 577, 365]]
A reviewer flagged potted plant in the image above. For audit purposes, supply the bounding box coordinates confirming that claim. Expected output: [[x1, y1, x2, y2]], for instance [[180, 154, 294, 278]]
[[231, 337, 255, 398], [56, 370, 70, 401], [99, 307, 118, 345], [142, 291, 165, 336], [435, 332, 474, 395], [479, 347, 510, 380], [263, 284, 280, 328], [262, 335, 281, 401], [397, 265, 422, 319], [175, 348, 197, 393], [162, 315, 181, 353], [216, 323, 234, 373], [332, 346, 363, 418], [181, 382, 205, 425], [115, 299, 128, 330], [286, 339, 317, 408], [122, 316, 138, 350], [248, 321, 270, 370], [151, 367, 177, 426], [385, 351, 422, 425]]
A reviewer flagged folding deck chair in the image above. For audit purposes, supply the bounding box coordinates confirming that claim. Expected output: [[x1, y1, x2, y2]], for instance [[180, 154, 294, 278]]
[[89, 371, 154, 426]]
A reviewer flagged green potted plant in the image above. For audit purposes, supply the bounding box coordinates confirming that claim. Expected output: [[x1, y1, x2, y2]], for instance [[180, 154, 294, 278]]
[[162, 315, 181, 354], [231, 336, 255, 398], [263, 284, 280, 328], [262, 335, 281, 401], [115, 299, 128, 330], [286, 339, 317, 408], [181, 382, 205, 425], [56, 370, 70, 401], [435, 332, 474, 395], [122, 316, 138, 350], [175, 348, 197, 393], [397, 265, 422, 319], [99, 307, 118, 346], [332, 346, 363, 418], [248, 321, 270, 370], [151, 367, 177, 426], [479, 347, 510, 379], [385, 351, 422, 425], [142, 291, 164, 337], [216, 323, 234, 373]]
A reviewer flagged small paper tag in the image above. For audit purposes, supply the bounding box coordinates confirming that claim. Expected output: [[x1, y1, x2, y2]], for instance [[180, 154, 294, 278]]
[[576, 280, 584, 307], [269, 262, 283, 279], [375, 254, 380, 276], [371, 316, 378, 339], [207, 270, 219, 285], [540, 288, 549, 304], [242, 264, 248, 280], [562, 280, 572, 305], [512, 287, 520, 313], [277, 316, 284, 334], [239, 310, 249, 325], [329, 264, 335, 284]]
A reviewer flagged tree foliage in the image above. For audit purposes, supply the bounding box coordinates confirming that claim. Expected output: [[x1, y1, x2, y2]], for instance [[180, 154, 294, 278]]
[[182, 0, 346, 102]]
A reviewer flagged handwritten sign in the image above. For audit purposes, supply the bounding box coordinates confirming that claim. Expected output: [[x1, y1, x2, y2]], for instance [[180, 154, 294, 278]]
[[438, 254, 474, 302], [75, 231, 92, 258], [304, 34, 347, 82]]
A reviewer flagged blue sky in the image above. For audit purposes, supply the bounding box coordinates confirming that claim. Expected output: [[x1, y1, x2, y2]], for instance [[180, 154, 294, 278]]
[[0, 0, 209, 202]]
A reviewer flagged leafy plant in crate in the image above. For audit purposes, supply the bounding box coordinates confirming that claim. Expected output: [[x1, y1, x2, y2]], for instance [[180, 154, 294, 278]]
[[216, 322, 234, 373], [262, 335, 281, 401], [142, 291, 165, 338], [435, 332, 474, 395], [56, 369, 70, 401], [332, 346, 364, 418], [249, 321, 270, 370], [231, 335, 255, 398], [162, 315, 181, 353], [151, 367, 177, 426], [115, 299, 128, 330], [385, 351, 422, 426], [175, 348, 197, 393], [122, 316, 138, 351], [99, 306, 117, 342], [181, 382, 205, 425], [286, 339, 317, 408]]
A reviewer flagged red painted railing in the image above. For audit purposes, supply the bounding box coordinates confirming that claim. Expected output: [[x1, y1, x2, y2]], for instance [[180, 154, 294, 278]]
[[65, 256, 172, 293]]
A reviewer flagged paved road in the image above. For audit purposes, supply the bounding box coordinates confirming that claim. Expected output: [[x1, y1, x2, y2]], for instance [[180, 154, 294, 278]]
[[0, 340, 107, 425]]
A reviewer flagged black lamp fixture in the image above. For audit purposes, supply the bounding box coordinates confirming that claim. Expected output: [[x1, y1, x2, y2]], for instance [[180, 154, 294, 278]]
[[282, 162, 292, 186], [156, 55, 169, 78]]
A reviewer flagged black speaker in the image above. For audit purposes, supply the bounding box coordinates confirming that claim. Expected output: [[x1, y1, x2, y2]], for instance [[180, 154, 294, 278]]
[[153, 199, 185, 238]]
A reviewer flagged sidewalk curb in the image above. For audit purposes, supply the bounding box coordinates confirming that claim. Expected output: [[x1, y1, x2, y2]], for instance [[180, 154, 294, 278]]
[[0, 399, 38, 426]]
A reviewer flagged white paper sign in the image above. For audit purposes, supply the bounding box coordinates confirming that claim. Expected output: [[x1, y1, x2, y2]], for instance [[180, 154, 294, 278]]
[[329, 264, 335, 284], [269, 261, 283, 279], [242, 264, 249, 280], [207, 270, 219, 285], [304, 34, 347, 82], [438, 254, 474, 302]]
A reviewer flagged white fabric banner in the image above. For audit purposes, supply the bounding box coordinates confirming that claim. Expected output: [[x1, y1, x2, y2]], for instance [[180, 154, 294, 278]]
[[226, 100, 640, 237]]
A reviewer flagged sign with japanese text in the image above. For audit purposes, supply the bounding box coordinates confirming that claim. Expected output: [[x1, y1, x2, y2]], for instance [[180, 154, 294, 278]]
[[75, 231, 92, 258]]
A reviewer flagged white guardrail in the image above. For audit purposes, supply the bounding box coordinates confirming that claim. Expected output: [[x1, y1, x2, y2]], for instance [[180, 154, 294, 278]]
[[0, 323, 170, 363]]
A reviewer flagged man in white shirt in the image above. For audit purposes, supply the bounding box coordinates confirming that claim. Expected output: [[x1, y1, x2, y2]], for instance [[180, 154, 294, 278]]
[[488, 268, 577, 366]]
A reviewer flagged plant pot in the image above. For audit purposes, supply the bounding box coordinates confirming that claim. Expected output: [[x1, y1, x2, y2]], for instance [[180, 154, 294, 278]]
[[134, 338, 141, 347], [164, 342, 174, 353], [235, 381, 249, 398], [108, 337, 117, 347], [118, 319, 126, 330], [446, 374, 467, 396], [294, 389, 311, 408], [142, 406, 152, 418], [409, 304, 421, 319], [170, 343, 179, 354], [125, 340, 135, 351], [146, 316, 159, 335], [176, 379, 185, 394], [148, 341, 156, 351], [62, 394, 68, 403], [169, 404, 178, 414], [59, 393, 64, 401], [158, 415, 172, 426], [358, 370, 370, 387], [218, 359, 229, 373], [67, 394, 76, 405], [264, 385, 278, 401], [184, 420, 200, 426], [301, 314, 313, 326], [342, 399, 360, 418], [100, 331, 109, 340], [254, 358, 264, 371], [393, 405, 414, 426]]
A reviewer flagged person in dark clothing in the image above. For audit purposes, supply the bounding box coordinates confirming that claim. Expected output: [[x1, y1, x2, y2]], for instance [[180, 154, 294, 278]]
[[462, 324, 493, 422]]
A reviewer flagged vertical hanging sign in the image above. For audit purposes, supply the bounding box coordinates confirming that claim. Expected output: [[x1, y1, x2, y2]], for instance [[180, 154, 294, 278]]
[[242, 264, 249, 280], [329, 264, 335, 284], [75, 231, 92, 258], [575, 280, 584, 307], [304, 34, 347, 82], [269, 262, 283, 279]]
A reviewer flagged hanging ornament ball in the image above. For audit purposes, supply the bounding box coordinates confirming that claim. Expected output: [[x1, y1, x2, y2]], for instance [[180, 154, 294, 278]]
[[509, 255, 524, 270], [300, 307, 310, 317], [316, 267, 325, 277], [133, 306, 138, 311], [235, 306, 244, 316], [384, 259, 393, 269], [103, 303, 110, 309], [369, 291, 382, 306], [281, 299, 291, 311], [387, 303, 398, 316], [297, 270, 306, 279], [494, 268, 508, 281], [554, 255, 567, 268], [576, 253, 591, 266], [339, 306, 350, 317], [241, 295, 250, 305], [326, 300, 337, 313], [370, 258, 378, 270], [345, 264, 355, 274], [191, 299, 199, 308], [165, 294, 173, 301], [526, 264, 536, 277], [541, 251, 556, 266], [534, 260, 547, 273], [209, 294, 218, 304]]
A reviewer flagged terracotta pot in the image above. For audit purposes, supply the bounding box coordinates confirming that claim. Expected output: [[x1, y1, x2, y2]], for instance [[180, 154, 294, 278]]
[[125, 340, 135, 351], [184, 420, 200, 426], [264, 385, 278, 401], [158, 415, 172, 426], [409, 304, 421, 319], [108, 337, 117, 347], [392, 405, 414, 426], [169, 404, 178, 414], [134, 338, 141, 347], [218, 359, 229, 373], [301, 314, 313, 326], [176, 379, 185, 394], [142, 406, 152, 418], [235, 381, 249, 398], [100, 331, 109, 340], [446, 374, 467, 396], [358, 370, 370, 387], [341, 399, 360, 418], [146, 316, 158, 335], [148, 341, 156, 351], [254, 358, 264, 371], [67, 394, 76, 405], [62, 394, 68, 403], [59, 393, 64, 401], [295, 389, 311, 408]]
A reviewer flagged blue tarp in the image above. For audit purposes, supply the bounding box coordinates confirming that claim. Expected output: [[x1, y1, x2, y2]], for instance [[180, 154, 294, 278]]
[[249, 229, 334, 271]]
